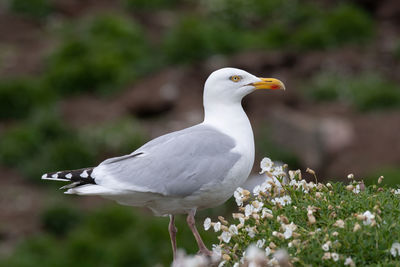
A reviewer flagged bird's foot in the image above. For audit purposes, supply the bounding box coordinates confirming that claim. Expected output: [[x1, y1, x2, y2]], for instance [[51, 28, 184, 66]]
[[197, 248, 213, 257]]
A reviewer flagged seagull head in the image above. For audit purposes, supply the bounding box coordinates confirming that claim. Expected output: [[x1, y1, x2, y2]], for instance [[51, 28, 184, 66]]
[[204, 67, 285, 104]]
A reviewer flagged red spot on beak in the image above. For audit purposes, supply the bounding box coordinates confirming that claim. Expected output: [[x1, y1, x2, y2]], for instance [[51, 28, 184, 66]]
[[271, 84, 280, 90]]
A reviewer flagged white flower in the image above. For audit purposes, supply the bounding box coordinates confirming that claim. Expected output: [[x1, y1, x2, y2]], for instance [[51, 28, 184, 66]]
[[271, 195, 292, 206], [234, 187, 245, 206], [229, 225, 238, 235], [394, 189, 400, 195], [256, 239, 265, 248], [282, 195, 292, 205], [283, 228, 293, 239], [204, 217, 211, 231], [244, 204, 254, 217], [390, 242, 400, 257], [253, 181, 273, 196], [212, 244, 222, 257], [246, 226, 256, 238], [322, 241, 331, 251], [344, 257, 355, 266], [218, 261, 226, 267], [233, 263, 239, 267], [259, 157, 273, 174], [214, 222, 221, 232], [363, 211, 375, 225], [261, 208, 273, 219], [265, 247, 271, 256], [252, 200, 263, 213], [284, 222, 297, 231], [271, 165, 286, 177], [353, 184, 360, 194], [253, 185, 262, 196], [261, 181, 272, 192], [331, 253, 339, 262], [221, 231, 232, 243]]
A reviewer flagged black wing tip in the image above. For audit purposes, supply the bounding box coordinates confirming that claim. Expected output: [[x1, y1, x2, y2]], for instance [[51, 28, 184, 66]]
[[41, 168, 95, 182], [41, 172, 70, 181]]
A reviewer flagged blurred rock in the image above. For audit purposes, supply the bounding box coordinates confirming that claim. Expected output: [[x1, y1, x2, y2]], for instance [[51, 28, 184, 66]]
[[377, 0, 400, 23], [268, 108, 354, 170], [121, 69, 181, 118]]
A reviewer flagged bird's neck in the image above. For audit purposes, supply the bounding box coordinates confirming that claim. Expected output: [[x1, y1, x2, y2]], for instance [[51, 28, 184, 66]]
[[203, 101, 255, 155]]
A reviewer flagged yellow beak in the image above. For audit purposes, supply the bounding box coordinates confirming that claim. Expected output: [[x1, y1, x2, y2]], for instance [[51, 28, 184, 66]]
[[252, 78, 286, 90]]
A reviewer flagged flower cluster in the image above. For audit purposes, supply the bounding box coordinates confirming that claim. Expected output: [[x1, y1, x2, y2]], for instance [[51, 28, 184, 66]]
[[203, 158, 400, 266]]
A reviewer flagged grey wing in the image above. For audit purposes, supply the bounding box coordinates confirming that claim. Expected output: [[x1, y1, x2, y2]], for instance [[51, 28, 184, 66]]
[[92, 125, 241, 197]]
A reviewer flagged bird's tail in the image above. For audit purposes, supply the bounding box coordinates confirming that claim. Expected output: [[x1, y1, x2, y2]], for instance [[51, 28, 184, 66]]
[[41, 167, 96, 189]]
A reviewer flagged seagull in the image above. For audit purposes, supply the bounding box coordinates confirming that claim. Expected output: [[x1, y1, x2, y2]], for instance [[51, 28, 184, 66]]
[[41, 67, 285, 259]]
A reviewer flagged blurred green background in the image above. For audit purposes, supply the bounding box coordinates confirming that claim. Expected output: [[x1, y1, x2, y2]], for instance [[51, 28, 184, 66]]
[[0, 0, 399, 266]]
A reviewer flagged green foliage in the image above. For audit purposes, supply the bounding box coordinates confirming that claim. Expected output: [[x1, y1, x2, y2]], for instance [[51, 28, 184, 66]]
[[365, 168, 400, 187], [306, 72, 400, 111], [256, 128, 301, 170], [0, 78, 52, 120], [0, 109, 66, 167], [200, 0, 373, 51], [124, 0, 180, 10], [0, 205, 218, 267], [291, 4, 373, 49], [8, 0, 53, 19], [41, 205, 83, 237], [163, 17, 243, 63], [394, 40, 400, 59], [44, 14, 152, 95]]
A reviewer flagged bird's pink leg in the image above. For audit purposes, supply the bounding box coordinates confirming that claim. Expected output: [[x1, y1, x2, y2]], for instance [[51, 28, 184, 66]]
[[169, 215, 178, 260], [186, 210, 212, 256]]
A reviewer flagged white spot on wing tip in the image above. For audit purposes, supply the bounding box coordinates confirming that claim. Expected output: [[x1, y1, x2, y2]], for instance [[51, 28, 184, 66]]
[[41, 174, 47, 179], [52, 173, 58, 178], [65, 173, 72, 179], [80, 170, 89, 178]]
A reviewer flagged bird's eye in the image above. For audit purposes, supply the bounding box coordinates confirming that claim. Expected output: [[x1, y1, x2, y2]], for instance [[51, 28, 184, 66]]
[[229, 75, 242, 82]]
